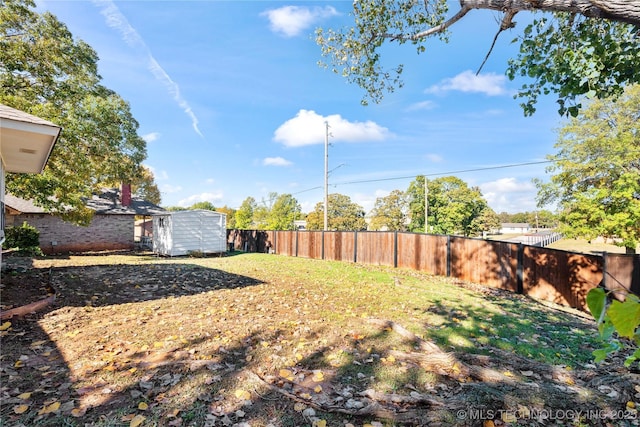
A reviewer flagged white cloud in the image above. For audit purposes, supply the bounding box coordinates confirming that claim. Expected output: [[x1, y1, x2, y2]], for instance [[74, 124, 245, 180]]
[[93, 0, 202, 137], [261, 6, 338, 37], [406, 100, 437, 111], [425, 70, 507, 96], [178, 191, 224, 207], [425, 153, 443, 163], [263, 157, 293, 166], [480, 178, 537, 213], [142, 132, 160, 143], [274, 109, 392, 147], [161, 183, 182, 193]]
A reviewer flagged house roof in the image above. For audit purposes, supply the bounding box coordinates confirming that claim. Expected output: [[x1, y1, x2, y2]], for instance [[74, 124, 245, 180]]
[[501, 223, 531, 228], [5, 189, 165, 216], [87, 188, 165, 216], [0, 104, 61, 173]]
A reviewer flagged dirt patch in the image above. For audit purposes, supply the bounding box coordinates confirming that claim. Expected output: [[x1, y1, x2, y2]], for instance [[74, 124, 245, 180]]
[[1, 252, 639, 426]]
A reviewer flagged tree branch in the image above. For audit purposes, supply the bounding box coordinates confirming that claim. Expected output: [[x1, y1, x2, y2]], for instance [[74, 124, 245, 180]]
[[477, 10, 518, 74]]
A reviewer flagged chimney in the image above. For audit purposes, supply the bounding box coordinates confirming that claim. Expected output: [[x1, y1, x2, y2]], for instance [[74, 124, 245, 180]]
[[121, 183, 132, 207]]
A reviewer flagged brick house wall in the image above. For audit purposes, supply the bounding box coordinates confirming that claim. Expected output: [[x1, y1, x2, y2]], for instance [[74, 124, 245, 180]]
[[10, 213, 134, 254]]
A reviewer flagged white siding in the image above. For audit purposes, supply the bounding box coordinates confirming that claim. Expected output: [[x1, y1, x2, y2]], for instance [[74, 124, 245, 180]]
[[152, 210, 226, 256]]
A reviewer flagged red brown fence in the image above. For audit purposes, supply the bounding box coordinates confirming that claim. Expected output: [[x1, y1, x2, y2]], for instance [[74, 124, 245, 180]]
[[227, 229, 639, 312]]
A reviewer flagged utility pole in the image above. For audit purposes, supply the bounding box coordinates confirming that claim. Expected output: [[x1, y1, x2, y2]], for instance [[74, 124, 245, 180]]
[[324, 121, 329, 231]]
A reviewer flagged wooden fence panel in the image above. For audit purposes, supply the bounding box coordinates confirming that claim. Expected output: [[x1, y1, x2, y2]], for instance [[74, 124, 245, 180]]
[[605, 254, 640, 299], [397, 233, 448, 275], [227, 229, 273, 253], [274, 230, 295, 257], [324, 231, 356, 262], [356, 232, 395, 266], [450, 237, 519, 292], [297, 231, 323, 260], [523, 246, 603, 310]]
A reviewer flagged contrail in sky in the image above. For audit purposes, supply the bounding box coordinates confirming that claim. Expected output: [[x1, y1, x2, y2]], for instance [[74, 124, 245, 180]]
[[92, 0, 203, 138]]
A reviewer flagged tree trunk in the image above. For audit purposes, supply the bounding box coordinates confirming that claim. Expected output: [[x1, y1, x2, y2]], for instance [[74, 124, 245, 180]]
[[460, 0, 640, 27]]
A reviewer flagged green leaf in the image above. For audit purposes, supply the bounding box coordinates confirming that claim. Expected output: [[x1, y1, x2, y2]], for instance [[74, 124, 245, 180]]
[[609, 299, 640, 338], [593, 348, 610, 363], [624, 348, 640, 367], [587, 288, 607, 320]]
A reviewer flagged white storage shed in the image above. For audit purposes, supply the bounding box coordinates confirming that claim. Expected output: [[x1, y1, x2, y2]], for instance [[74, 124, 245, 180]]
[[152, 210, 227, 256]]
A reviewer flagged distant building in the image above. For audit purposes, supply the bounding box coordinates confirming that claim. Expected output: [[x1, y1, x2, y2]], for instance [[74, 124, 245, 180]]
[[500, 223, 531, 234], [293, 220, 306, 230], [4, 187, 164, 253]]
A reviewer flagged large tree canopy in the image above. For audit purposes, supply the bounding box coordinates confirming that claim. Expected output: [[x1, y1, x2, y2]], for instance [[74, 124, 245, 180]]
[[425, 176, 491, 237], [316, 0, 640, 116], [536, 85, 640, 253], [306, 193, 367, 231], [1, 0, 148, 224]]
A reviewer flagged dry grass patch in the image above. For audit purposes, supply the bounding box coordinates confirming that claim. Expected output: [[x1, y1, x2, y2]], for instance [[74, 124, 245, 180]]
[[1, 252, 638, 426]]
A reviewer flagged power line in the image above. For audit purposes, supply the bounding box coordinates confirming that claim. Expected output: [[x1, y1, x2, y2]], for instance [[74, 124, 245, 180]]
[[223, 159, 553, 210], [330, 160, 554, 187]]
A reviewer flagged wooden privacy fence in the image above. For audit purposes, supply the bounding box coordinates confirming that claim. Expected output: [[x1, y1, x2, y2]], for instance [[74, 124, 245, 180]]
[[227, 229, 639, 312]]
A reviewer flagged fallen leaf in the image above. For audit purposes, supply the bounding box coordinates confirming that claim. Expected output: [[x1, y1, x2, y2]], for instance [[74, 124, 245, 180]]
[[38, 401, 60, 415], [130, 414, 146, 427], [234, 389, 251, 400], [279, 369, 294, 381], [138, 402, 148, 410], [13, 404, 29, 414], [314, 385, 323, 393], [17, 392, 32, 399], [293, 402, 307, 412], [312, 371, 324, 382], [314, 421, 327, 427], [0, 321, 11, 331], [71, 407, 87, 417]]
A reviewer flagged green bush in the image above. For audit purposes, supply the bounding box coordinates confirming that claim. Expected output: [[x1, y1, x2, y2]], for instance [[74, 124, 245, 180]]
[[5, 221, 41, 252]]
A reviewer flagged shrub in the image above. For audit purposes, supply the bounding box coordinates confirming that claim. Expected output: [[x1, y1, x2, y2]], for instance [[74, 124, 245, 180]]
[[5, 222, 42, 255]]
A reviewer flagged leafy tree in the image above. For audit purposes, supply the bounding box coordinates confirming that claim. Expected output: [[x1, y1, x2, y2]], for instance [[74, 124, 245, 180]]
[[266, 194, 301, 230], [216, 206, 236, 229], [235, 197, 256, 229], [536, 85, 640, 253], [189, 201, 216, 211], [164, 206, 187, 212], [316, 1, 640, 116], [369, 190, 408, 231], [132, 167, 161, 205], [1, 0, 148, 224], [406, 176, 426, 232], [472, 207, 501, 235], [306, 193, 366, 231], [427, 176, 489, 236]]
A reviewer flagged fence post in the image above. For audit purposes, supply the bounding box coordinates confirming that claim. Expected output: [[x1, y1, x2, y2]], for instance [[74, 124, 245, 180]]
[[446, 235, 451, 277], [517, 243, 524, 294], [321, 231, 325, 260], [274, 231, 277, 254], [393, 231, 398, 268], [295, 230, 299, 257], [354, 231, 358, 263], [602, 251, 608, 290]]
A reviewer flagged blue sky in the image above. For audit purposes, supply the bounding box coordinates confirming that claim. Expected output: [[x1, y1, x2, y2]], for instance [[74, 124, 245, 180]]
[[37, 1, 565, 214]]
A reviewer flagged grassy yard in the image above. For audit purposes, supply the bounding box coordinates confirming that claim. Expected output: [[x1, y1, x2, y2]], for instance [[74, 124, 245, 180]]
[[0, 252, 637, 426]]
